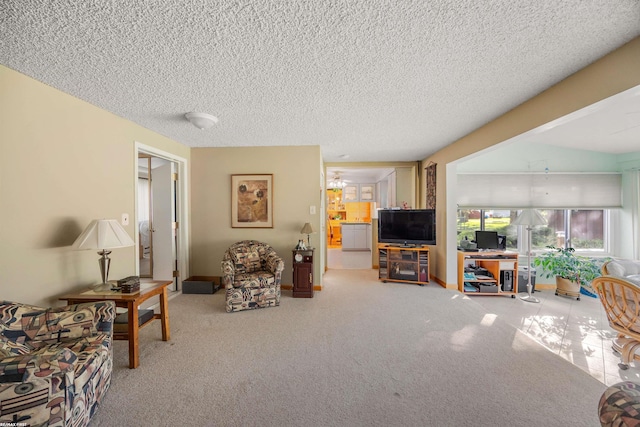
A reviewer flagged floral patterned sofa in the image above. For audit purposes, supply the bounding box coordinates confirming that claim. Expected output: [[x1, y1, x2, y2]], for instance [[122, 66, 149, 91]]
[[222, 240, 285, 312], [0, 300, 115, 426]]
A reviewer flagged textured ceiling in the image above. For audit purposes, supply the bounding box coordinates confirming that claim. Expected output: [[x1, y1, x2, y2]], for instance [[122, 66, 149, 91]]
[[2, 1, 639, 162]]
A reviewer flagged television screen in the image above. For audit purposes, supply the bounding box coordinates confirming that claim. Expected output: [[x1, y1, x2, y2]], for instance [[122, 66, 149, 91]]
[[475, 230, 499, 250], [378, 209, 436, 246]]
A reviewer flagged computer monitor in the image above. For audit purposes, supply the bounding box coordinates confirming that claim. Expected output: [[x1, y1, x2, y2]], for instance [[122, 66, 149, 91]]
[[475, 230, 499, 250]]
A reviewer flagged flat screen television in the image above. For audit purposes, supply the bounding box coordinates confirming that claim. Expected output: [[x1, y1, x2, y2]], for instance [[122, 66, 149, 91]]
[[475, 230, 499, 250], [378, 209, 436, 246]]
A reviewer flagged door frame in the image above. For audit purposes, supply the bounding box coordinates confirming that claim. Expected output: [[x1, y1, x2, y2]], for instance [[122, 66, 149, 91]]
[[137, 154, 153, 278], [134, 142, 190, 289]]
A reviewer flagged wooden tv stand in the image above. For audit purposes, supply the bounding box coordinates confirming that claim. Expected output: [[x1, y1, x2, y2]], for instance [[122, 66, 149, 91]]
[[458, 251, 518, 297], [378, 244, 429, 286]]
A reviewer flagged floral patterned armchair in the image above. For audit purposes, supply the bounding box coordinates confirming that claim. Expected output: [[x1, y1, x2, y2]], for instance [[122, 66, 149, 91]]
[[222, 240, 285, 312], [0, 300, 115, 426]]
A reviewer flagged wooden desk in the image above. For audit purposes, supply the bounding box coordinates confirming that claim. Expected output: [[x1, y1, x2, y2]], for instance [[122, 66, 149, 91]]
[[457, 251, 518, 297], [60, 280, 171, 369]]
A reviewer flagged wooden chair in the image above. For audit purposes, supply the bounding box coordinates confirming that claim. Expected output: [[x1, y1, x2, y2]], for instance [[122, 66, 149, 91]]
[[328, 221, 335, 245], [593, 275, 640, 369], [328, 220, 341, 245]]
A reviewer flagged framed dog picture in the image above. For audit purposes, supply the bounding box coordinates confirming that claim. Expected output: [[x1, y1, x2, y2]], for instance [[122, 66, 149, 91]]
[[231, 174, 273, 228]]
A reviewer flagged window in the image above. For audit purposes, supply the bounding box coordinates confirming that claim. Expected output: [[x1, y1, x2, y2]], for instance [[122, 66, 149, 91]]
[[457, 209, 608, 254], [531, 209, 607, 253], [457, 209, 519, 251]]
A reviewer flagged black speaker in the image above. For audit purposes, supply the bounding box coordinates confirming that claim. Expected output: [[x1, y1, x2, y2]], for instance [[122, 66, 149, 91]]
[[500, 270, 513, 292], [497, 234, 507, 250], [518, 269, 537, 293]]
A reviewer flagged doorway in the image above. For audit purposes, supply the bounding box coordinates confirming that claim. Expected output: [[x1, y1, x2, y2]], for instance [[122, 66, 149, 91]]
[[324, 167, 393, 270], [135, 143, 189, 290], [324, 165, 417, 270], [138, 155, 153, 277]]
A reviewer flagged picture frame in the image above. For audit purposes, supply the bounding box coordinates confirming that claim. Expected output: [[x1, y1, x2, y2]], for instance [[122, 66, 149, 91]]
[[231, 174, 273, 228]]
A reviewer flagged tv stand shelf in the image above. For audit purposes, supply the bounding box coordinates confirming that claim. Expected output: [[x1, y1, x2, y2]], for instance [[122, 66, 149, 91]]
[[378, 244, 429, 286], [457, 251, 518, 297]]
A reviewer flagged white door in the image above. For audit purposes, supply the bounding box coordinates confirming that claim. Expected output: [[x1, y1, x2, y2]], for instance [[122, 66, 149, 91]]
[[152, 161, 176, 282]]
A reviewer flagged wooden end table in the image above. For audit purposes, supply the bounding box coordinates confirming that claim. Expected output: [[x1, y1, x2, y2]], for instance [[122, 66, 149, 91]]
[[60, 280, 172, 369]]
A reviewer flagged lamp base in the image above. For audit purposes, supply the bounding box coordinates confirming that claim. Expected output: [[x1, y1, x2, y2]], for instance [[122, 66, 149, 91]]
[[520, 295, 540, 303], [520, 284, 540, 303], [93, 282, 113, 292]]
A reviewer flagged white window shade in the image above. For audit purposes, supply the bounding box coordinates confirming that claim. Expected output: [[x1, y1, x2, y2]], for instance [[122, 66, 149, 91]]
[[457, 173, 622, 209]]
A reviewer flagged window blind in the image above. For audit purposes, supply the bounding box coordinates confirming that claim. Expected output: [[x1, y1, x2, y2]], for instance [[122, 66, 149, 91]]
[[456, 172, 622, 209]]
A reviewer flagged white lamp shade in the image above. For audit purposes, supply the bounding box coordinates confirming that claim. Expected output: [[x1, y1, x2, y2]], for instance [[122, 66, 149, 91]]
[[512, 209, 547, 226], [300, 223, 314, 234], [185, 112, 218, 130], [72, 219, 135, 250]]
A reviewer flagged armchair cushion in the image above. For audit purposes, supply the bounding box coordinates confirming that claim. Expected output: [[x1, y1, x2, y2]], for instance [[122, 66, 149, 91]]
[[604, 260, 640, 287], [235, 271, 277, 289], [628, 275, 640, 286], [1, 303, 103, 347], [604, 260, 640, 278], [231, 246, 263, 274], [44, 304, 100, 338]]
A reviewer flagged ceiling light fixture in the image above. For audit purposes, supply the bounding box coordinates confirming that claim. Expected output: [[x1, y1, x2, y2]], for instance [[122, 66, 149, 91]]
[[185, 112, 219, 130], [328, 175, 346, 189]]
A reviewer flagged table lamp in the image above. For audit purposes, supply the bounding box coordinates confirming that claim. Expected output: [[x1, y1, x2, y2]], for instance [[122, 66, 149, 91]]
[[512, 209, 547, 303], [300, 222, 315, 249], [72, 219, 135, 291]]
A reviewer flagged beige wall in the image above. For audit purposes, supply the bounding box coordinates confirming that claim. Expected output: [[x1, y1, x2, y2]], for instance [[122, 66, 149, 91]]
[[3, 36, 639, 304], [190, 146, 322, 286], [421, 36, 640, 288], [395, 166, 416, 208], [0, 65, 190, 306]]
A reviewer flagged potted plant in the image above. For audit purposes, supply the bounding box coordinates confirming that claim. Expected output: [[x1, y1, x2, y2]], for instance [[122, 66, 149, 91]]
[[533, 246, 604, 300]]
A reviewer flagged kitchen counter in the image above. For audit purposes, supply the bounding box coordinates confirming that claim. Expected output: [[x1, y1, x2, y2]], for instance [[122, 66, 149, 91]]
[[341, 223, 372, 251]]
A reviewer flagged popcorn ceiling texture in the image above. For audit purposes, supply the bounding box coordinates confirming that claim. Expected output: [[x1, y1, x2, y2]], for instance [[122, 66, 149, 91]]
[[1, 1, 639, 162]]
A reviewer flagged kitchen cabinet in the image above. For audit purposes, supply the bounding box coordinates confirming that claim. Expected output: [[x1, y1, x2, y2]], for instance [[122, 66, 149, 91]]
[[342, 184, 375, 202], [341, 223, 371, 251]]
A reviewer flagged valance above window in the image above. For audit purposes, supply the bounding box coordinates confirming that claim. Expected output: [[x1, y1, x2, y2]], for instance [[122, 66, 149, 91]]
[[456, 172, 622, 209]]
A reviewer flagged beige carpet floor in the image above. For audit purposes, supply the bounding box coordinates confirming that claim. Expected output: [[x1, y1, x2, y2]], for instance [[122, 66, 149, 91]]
[[91, 269, 606, 426]]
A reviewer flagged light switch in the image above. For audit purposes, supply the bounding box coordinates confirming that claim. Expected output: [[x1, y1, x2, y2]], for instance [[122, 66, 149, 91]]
[[310, 205, 316, 215], [122, 213, 129, 226]]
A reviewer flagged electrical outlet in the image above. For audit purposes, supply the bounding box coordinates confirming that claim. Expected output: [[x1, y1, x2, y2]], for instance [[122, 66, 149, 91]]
[[121, 213, 129, 226], [310, 205, 316, 215]]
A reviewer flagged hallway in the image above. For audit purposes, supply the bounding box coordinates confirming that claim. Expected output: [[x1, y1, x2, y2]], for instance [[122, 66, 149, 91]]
[[326, 248, 372, 269]]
